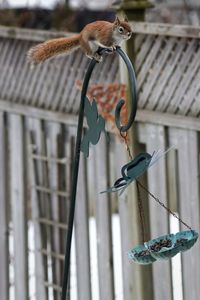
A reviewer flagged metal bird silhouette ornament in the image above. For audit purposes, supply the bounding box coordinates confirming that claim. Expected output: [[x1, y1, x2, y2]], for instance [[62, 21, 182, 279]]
[[101, 149, 172, 195], [80, 97, 107, 157]]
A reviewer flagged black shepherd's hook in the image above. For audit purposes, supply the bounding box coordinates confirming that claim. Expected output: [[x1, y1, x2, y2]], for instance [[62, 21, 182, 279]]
[[115, 46, 137, 132], [61, 47, 137, 300]]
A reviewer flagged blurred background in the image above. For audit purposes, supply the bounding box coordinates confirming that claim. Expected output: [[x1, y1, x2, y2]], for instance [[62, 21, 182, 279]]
[[0, 0, 200, 30]]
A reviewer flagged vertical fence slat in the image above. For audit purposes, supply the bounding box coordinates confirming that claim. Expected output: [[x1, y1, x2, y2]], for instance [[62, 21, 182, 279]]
[[9, 114, 28, 300], [46, 121, 62, 299], [169, 128, 200, 300], [115, 137, 154, 300], [115, 140, 139, 300], [75, 153, 91, 300], [0, 112, 9, 300], [27, 118, 47, 300], [28, 118, 49, 299], [144, 124, 173, 300], [94, 135, 115, 300]]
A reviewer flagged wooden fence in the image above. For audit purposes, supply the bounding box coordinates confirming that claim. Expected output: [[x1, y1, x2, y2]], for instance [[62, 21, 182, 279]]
[[0, 22, 199, 300]]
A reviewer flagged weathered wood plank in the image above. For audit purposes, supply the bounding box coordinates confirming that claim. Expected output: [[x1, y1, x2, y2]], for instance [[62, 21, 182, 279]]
[[139, 124, 173, 300], [0, 99, 80, 125], [46, 121, 62, 299], [114, 139, 149, 300], [94, 134, 115, 300], [135, 109, 200, 131], [134, 34, 154, 74], [142, 37, 175, 109], [0, 26, 70, 42], [27, 118, 47, 300], [133, 21, 200, 38], [74, 153, 92, 300], [169, 128, 200, 300], [137, 36, 163, 96], [0, 112, 9, 300], [1, 40, 22, 100], [9, 114, 28, 300], [167, 44, 200, 114], [61, 51, 84, 112], [28, 118, 50, 297], [181, 67, 200, 116], [52, 54, 76, 111], [149, 38, 186, 111]]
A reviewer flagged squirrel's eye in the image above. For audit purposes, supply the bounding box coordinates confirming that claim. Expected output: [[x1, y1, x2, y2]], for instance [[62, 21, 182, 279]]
[[118, 27, 124, 33]]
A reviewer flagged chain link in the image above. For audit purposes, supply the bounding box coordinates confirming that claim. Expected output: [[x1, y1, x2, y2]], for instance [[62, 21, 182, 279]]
[[137, 180, 192, 230], [136, 181, 146, 243], [119, 129, 133, 160]]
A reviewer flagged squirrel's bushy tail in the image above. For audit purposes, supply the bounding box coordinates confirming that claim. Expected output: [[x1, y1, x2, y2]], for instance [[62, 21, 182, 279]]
[[27, 34, 81, 65]]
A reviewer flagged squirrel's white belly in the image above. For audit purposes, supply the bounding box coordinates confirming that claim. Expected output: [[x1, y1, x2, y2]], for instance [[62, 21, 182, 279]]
[[89, 40, 112, 51]]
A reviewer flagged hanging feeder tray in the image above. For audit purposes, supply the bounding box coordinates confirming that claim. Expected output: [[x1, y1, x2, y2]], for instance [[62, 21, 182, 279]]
[[128, 230, 198, 264], [174, 230, 198, 253], [128, 244, 156, 265], [145, 233, 177, 260]]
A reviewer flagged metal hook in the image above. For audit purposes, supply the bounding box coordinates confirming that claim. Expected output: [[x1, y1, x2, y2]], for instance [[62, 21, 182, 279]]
[[115, 46, 138, 132]]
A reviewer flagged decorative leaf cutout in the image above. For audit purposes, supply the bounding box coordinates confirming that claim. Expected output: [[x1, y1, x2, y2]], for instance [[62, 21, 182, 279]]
[[81, 97, 107, 157]]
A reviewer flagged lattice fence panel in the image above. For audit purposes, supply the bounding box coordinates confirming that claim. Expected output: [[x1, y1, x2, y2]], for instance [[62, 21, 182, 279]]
[[134, 33, 200, 117], [0, 36, 119, 114]]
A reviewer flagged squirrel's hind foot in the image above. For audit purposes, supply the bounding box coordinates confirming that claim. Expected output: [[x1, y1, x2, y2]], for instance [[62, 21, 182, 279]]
[[87, 53, 103, 63], [94, 53, 103, 63]]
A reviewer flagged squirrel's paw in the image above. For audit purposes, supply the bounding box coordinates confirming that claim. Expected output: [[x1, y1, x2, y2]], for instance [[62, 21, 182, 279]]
[[94, 53, 103, 63]]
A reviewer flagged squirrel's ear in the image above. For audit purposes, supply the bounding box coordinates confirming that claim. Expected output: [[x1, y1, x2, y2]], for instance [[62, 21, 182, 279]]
[[124, 15, 129, 23], [114, 16, 120, 25]]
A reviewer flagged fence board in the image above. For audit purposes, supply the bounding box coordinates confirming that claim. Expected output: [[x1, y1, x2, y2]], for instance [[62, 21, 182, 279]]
[[28, 118, 50, 296], [0, 112, 9, 300], [94, 134, 115, 300], [167, 46, 200, 114], [169, 128, 200, 300], [9, 114, 28, 300], [139, 123, 173, 300], [46, 121, 62, 299], [27, 118, 47, 300], [52, 55, 75, 111], [114, 140, 138, 300], [137, 37, 163, 97], [74, 153, 92, 300], [141, 37, 175, 109]]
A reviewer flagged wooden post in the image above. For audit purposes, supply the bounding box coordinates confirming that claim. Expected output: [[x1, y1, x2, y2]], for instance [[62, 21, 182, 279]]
[[115, 1, 154, 300], [114, 0, 153, 20], [94, 135, 115, 300]]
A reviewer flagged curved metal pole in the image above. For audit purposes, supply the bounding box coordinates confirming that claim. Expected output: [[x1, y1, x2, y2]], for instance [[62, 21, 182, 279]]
[[61, 47, 138, 300], [115, 46, 138, 132], [61, 58, 97, 300]]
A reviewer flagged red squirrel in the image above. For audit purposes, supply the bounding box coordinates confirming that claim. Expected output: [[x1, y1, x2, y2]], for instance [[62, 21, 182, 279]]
[[27, 16, 132, 65]]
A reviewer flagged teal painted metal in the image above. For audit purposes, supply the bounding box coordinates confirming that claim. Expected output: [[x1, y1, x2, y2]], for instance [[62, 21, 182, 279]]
[[61, 47, 138, 300], [128, 244, 156, 265], [128, 230, 199, 264], [101, 149, 172, 195], [80, 97, 107, 158]]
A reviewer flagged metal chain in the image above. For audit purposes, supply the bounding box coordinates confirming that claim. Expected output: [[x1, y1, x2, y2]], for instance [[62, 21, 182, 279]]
[[137, 180, 192, 230], [136, 181, 147, 243], [119, 129, 192, 231]]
